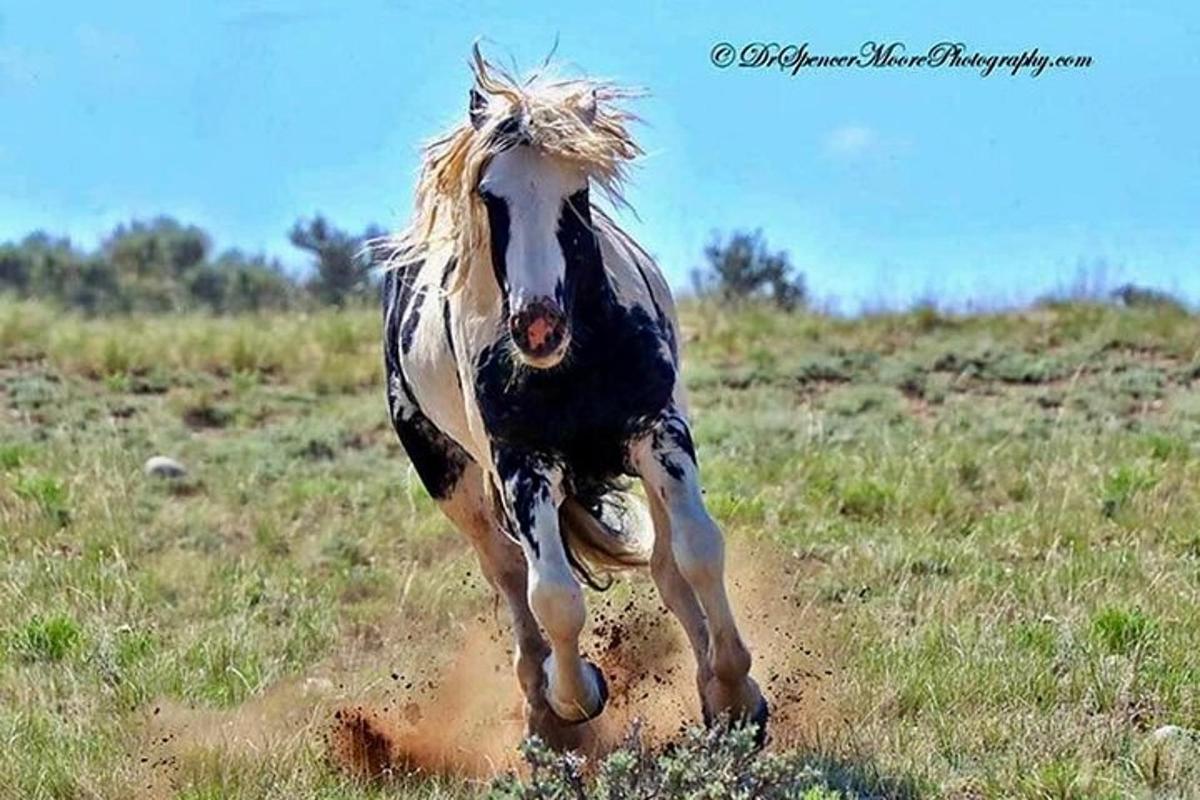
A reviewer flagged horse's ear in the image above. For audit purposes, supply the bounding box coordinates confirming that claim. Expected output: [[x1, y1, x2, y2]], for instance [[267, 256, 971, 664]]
[[469, 87, 488, 130], [577, 89, 597, 126]]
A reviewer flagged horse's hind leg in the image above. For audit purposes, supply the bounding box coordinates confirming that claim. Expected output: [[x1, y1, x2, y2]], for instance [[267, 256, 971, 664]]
[[630, 410, 768, 740], [494, 449, 607, 725]]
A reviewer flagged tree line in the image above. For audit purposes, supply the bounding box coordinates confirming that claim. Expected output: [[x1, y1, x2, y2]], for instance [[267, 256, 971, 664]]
[[1, 216, 807, 314], [0, 216, 384, 314]]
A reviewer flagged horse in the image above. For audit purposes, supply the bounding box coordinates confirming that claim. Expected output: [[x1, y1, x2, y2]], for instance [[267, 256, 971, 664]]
[[379, 46, 767, 746]]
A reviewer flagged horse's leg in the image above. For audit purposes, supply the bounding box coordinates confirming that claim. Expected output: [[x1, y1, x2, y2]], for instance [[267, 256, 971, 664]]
[[644, 487, 714, 702], [630, 410, 767, 736], [436, 463, 549, 722], [495, 449, 607, 724]]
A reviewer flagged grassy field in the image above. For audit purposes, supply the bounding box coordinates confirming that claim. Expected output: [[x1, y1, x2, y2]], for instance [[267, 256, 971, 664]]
[[2, 297, 1200, 799]]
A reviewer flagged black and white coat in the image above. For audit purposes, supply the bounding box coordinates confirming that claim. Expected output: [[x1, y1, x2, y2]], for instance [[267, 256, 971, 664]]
[[382, 97, 766, 742]]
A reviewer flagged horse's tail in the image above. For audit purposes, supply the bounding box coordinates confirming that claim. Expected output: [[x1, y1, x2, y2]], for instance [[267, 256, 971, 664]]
[[559, 490, 653, 589]]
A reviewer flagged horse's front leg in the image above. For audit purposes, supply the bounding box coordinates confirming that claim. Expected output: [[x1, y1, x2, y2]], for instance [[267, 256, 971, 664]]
[[495, 449, 607, 725], [630, 410, 768, 737]]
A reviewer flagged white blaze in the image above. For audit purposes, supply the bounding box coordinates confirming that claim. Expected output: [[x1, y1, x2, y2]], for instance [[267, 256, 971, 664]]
[[479, 146, 588, 305]]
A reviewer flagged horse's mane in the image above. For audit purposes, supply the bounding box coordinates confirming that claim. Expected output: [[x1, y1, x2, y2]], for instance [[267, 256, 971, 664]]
[[382, 44, 644, 284]]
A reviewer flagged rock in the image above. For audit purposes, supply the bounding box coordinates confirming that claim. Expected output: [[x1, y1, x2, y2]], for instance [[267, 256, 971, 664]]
[[144, 456, 187, 479], [1152, 725, 1196, 742]]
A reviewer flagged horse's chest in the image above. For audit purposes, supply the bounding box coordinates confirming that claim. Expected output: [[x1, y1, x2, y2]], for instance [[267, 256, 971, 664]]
[[474, 305, 675, 474]]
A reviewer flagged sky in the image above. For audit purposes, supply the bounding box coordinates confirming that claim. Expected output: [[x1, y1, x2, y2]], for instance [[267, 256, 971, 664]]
[[2, 1, 1198, 312]]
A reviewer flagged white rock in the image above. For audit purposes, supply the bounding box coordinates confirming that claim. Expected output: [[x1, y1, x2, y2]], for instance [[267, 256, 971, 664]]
[[304, 677, 334, 695], [144, 456, 187, 479], [1152, 725, 1195, 742]]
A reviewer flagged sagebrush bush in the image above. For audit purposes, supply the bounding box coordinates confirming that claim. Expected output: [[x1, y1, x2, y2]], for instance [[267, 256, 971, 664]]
[[489, 724, 852, 800]]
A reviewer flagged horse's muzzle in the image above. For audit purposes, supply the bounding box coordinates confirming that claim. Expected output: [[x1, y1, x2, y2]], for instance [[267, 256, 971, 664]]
[[510, 297, 568, 365]]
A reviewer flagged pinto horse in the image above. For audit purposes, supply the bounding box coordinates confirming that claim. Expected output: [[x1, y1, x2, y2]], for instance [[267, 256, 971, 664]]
[[380, 46, 767, 744]]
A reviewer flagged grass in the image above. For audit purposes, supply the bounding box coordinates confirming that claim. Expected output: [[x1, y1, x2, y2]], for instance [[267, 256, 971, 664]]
[[2, 296, 1200, 798]]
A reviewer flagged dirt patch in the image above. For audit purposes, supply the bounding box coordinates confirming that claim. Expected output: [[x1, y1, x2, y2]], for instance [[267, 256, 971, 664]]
[[320, 540, 841, 782], [131, 539, 842, 790], [181, 402, 232, 430], [316, 618, 529, 781]]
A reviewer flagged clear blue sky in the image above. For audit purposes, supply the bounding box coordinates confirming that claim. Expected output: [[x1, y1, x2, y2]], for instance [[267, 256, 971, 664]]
[[2, 1, 1198, 311]]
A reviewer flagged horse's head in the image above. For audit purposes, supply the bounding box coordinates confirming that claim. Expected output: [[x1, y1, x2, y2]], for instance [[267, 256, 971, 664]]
[[391, 46, 640, 370], [472, 89, 601, 369]]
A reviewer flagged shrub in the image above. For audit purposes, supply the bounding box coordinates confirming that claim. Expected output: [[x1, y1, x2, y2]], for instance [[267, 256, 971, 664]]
[[692, 230, 807, 311], [489, 724, 853, 800], [838, 479, 894, 521]]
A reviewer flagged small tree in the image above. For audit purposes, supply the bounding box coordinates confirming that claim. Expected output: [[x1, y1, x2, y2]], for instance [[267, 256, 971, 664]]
[[102, 217, 211, 311], [692, 230, 806, 311], [215, 249, 298, 313], [289, 216, 384, 306]]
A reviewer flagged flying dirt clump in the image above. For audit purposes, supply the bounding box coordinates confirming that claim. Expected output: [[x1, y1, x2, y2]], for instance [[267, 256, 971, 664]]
[[325, 622, 529, 780], [325, 705, 406, 779]]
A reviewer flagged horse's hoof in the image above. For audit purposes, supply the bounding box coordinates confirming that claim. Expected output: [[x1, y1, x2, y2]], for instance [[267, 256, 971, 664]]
[[525, 701, 586, 750], [749, 694, 770, 747], [543, 658, 608, 724], [700, 684, 769, 747]]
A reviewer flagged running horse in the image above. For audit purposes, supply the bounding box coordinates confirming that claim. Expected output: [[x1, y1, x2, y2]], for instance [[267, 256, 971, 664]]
[[380, 46, 767, 745]]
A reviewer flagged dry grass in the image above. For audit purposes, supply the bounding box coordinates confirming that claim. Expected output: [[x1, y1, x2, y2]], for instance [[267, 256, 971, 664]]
[[2, 297, 1199, 798]]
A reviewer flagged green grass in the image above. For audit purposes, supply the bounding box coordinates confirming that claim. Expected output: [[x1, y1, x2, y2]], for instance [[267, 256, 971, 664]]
[[2, 297, 1200, 798]]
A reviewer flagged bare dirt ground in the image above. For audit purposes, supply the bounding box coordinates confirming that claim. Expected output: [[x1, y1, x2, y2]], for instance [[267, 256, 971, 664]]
[[129, 541, 840, 791]]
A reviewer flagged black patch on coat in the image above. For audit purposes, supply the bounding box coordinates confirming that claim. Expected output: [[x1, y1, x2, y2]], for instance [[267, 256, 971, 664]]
[[494, 449, 554, 556], [652, 413, 697, 482], [382, 268, 470, 500], [480, 189, 511, 308], [400, 284, 427, 354], [440, 257, 458, 358], [631, 256, 678, 360], [439, 257, 464, 392], [474, 194, 677, 509], [381, 269, 409, 381], [495, 448, 612, 590]]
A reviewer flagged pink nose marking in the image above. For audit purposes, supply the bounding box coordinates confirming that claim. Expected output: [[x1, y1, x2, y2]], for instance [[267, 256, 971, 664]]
[[527, 316, 553, 349]]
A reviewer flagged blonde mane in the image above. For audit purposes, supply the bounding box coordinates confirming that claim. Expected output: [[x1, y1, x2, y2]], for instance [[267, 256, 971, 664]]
[[383, 45, 644, 283]]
